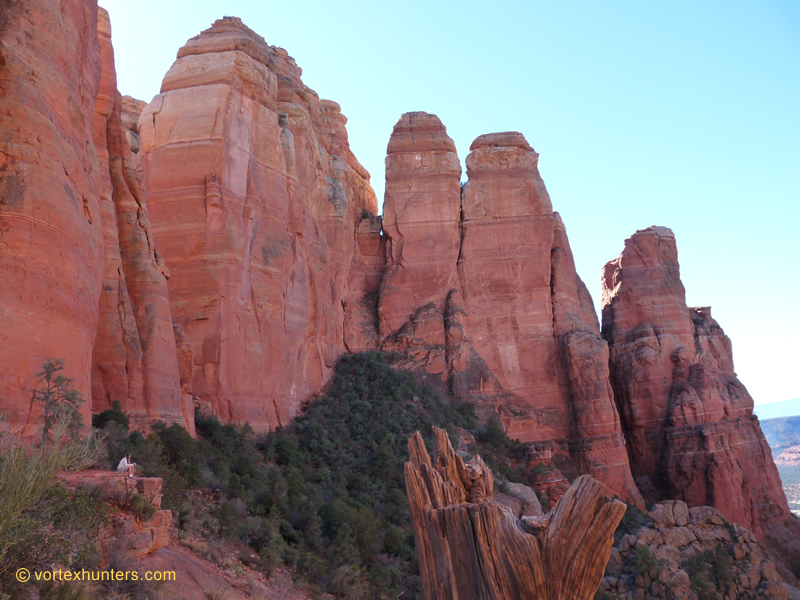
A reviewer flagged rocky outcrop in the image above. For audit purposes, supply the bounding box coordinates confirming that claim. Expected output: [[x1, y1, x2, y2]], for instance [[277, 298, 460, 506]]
[[121, 95, 146, 156], [379, 112, 461, 340], [601, 226, 800, 576], [0, 2, 190, 435], [601, 501, 799, 599], [138, 17, 377, 431], [57, 470, 172, 557], [0, 0, 105, 434], [405, 427, 626, 600], [91, 9, 190, 432], [372, 118, 641, 504]]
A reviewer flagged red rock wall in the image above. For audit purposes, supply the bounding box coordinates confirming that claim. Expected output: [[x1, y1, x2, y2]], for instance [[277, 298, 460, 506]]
[[601, 226, 800, 569], [0, 0, 105, 435], [368, 117, 641, 503], [379, 112, 462, 338], [91, 9, 190, 432], [138, 18, 377, 431], [0, 2, 190, 436]]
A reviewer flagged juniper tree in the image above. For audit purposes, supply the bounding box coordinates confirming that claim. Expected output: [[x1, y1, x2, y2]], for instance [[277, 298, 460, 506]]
[[31, 359, 84, 443]]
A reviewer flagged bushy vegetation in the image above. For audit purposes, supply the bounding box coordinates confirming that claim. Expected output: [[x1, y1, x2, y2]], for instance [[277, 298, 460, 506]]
[[4, 353, 533, 598], [682, 543, 735, 600], [96, 351, 490, 598], [614, 502, 650, 541], [0, 360, 104, 590], [0, 487, 108, 584], [630, 546, 661, 577]]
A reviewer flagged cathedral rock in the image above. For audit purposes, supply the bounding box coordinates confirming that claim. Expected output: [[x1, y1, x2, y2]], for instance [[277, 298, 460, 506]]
[[0, 2, 797, 578], [137, 17, 377, 428]]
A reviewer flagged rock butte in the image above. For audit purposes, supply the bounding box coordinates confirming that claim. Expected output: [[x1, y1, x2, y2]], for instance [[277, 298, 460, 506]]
[[602, 226, 800, 576], [0, 2, 797, 579], [138, 17, 377, 428]]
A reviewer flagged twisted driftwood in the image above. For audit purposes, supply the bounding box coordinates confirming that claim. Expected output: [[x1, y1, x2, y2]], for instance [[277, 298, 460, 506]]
[[405, 427, 626, 600]]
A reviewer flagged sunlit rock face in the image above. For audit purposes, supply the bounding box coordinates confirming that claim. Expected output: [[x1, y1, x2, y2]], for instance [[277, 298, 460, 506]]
[[371, 116, 642, 504], [379, 112, 462, 340], [138, 17, 377, 431], [602, 226, 800, 572], [92, 8, 190, 433], [0, 0, 106, 435]]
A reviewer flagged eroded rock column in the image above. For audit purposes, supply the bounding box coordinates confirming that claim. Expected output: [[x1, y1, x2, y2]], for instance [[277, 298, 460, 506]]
[[602, 226, 800, 574]]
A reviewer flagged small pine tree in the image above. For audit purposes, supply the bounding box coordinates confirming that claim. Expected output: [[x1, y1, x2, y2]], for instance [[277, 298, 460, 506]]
[[32, 359, 84, 443]]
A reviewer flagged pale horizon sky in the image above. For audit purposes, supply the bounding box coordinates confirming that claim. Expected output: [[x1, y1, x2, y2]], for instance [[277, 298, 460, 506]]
[[99, 0, 800, 406]]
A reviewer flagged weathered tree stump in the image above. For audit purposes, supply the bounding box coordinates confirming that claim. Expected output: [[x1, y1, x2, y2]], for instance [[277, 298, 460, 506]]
[[405, 427, 626, 600]]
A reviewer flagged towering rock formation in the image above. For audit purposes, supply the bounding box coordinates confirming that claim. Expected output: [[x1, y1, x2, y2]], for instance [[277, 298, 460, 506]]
[[458, 133, 557, 409], [405, 427, 626, 600], [138, 18, 377, 430], [0, 0, 105, 434], [601, 226, 800, 573], [0, 1, 190, 435], [379, 112, 461, 340], [91, 9, 190, 432], [375, 118, 642, 503]]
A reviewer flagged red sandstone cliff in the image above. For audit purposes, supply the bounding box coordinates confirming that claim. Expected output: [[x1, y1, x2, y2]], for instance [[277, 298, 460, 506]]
[[373, 117, 642, 504], [92, 9, 191, 432], [379, 112, 461, 340], [3, 7, 796, 582], [601, 226, 800, 574], [0, 0, 105, 434], [138, 18, 378, 430], [0, 2, 190, 435]]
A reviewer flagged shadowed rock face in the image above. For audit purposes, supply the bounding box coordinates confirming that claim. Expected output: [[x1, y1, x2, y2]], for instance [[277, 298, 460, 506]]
[[0, 2, 191, 435], [138, 17, 377, 431], [92, 9, 191, 433], [601, 226, 800, 576], [405, 427, 626, 600]]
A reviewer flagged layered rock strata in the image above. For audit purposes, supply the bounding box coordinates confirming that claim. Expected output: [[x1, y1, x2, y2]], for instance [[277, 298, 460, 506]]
[[379, 112, 461, 339], [0, 0, 105, 434], [405, 427, 626, 600], [92, 9, 190, 432], [374, 117, 642, 504], [0, 1, 191, 434], [138, 18, 377, 429], [601, 226, 800, 575]]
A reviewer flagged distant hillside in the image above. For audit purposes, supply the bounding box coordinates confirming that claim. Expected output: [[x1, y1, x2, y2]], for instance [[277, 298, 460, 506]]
[[760, 415, 800, 449], [754, 398, 800, 420], [759, 414, 800, 513]]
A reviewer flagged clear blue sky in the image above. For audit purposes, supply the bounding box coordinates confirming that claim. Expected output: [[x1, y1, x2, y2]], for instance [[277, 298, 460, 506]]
[[100, 0, 799, 406]]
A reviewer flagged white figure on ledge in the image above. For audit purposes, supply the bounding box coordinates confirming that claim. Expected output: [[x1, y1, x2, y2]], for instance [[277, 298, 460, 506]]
[[117, 453, 137, 478]]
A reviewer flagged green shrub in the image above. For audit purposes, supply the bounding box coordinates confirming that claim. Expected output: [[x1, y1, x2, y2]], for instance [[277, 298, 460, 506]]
[[1, 361, 102, 581], [88, 352, 531, 599], [31, 358, 84, 442], [615, 502, 649, 541], [129, 492, 158, 521], [92, 400, 129, 431], [682, 543, 733, 600], [631, 546, 660, 577], [0, 487, 107, 588]]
